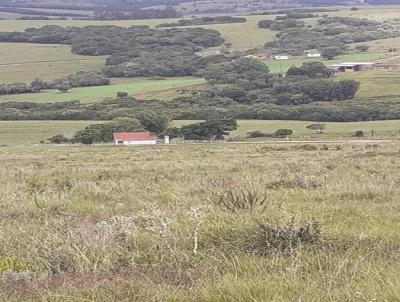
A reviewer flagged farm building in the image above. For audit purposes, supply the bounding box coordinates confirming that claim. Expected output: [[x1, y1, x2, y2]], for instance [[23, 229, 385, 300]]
[[330, 62, 375, 72], [306, 52, 321, 58], [113, 132, 157, 146], [273, 55, 291, 60]]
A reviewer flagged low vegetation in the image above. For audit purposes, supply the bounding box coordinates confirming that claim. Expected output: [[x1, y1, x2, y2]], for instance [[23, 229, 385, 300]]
[[1, 141, 400, 301], [156, 16, 247, 28]]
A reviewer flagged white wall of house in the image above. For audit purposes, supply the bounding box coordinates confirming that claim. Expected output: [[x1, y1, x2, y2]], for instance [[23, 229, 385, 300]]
[[115, 140, 157, 145], [307, 53, 321, 58], [274, 55, 290, 60]]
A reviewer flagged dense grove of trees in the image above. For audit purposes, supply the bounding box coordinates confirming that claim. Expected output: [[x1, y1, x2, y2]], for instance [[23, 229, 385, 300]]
[[156, 16, 246, 28], [202, 58, 272, 90], [263, 16, 398, 56], [0, 25, 225, 77], [275, 13, 318, 20], [3, 94, 400, 123], [170, 119, 238, 140], [0, 72, 110, 96], [0, 83, 40, 95], [258, 18, 306, 31], [93, 8, 180, 20]]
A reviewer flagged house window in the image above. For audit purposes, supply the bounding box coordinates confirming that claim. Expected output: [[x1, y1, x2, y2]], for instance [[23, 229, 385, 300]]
[[117, 140, 124, 144]]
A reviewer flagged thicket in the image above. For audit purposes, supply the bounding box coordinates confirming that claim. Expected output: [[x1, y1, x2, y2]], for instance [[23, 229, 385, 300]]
[[258, 18, 306, 31], [0, 25, 225, 78], [0, 72, 110, 95], [156, 16, 246, 28], [93, 8, 180, 20], [264, 16, 397, 55]]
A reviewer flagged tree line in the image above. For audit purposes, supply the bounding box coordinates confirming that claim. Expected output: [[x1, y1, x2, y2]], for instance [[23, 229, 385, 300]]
[[156, 16, 247, 28], [0, 25, 225, 78], [261, 15, 398, 57], [0, 72, 110, 95]]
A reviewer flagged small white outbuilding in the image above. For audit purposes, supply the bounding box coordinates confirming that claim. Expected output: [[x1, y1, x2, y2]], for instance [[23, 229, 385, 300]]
[[273, 55, 290, 60]]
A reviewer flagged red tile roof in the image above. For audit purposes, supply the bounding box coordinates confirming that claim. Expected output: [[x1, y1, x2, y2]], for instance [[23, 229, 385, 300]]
[[113, 132, 157, 141]]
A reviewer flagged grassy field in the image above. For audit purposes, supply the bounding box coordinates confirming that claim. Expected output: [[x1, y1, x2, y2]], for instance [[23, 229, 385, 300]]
[[1, 119, 400, 146], [0, 43, 105, 83], [0, 77, 205, 103], [336, 70, 400, 98], [0, 120, 96, 145], [1, 140, 400, 301]]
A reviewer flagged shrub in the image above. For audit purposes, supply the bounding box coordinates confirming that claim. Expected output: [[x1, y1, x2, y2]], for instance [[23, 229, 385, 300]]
[[116, 91, 128, 98], [248, 219, 322, 255], [47, 134, 70, 144], [274, 128, 293, 138], [207, 177, 268, 212], [355, 44, 370, 52], [247, 130, 270, 138], [354, 130, 364, 137]]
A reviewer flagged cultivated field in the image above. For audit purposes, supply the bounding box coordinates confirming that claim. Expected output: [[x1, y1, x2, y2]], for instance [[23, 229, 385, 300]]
[[1, 141, 400, 301], [0, 77, 205, 103], [1, 119, 400, 146]]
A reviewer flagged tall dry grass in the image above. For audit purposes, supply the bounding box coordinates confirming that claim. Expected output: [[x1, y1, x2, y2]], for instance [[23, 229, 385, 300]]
[[0, 142, 400, 301]]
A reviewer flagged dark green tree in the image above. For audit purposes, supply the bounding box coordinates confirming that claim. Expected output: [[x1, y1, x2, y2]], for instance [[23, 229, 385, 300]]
[[274, 129, 293, 138], [321, 47, 343, 60], [179, 119, 238, 140], [139, 111, 170, 134]]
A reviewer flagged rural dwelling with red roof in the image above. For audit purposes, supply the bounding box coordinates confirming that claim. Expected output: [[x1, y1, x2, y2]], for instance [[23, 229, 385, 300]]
[[113, 132, 158, 146]]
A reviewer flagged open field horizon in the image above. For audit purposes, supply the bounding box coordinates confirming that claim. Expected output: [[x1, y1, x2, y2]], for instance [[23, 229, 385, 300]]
[[2, 4, 400, 301]]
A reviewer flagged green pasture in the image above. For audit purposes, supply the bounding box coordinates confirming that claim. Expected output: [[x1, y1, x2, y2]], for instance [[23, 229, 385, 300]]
[[0, 43, 105, 83], [336, 70, 400, 98], [0, 77, 205, 103], [0, 120, 97, 145], [230, 119, 400, 139]]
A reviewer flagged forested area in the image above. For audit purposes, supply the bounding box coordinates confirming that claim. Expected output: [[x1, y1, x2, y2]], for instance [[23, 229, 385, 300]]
[[0, 25, 225, 77], [262, 16, 398, 56], [93, 8, 181, 20], [2, 94, 399, 122], [156, 16, 246, 27], [0, 72, 110, 95]]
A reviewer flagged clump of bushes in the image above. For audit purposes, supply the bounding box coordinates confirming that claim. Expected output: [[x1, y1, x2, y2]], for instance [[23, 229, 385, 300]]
[[247, 129, 293, 138], [207, 177, 268, 212], [248, 219, 322, 255]]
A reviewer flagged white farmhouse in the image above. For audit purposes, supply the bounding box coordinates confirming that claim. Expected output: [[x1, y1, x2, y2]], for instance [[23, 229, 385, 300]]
[[113, 132, 157, 146], [273, 55, 290, 60], [306, 52, 321, 58]]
